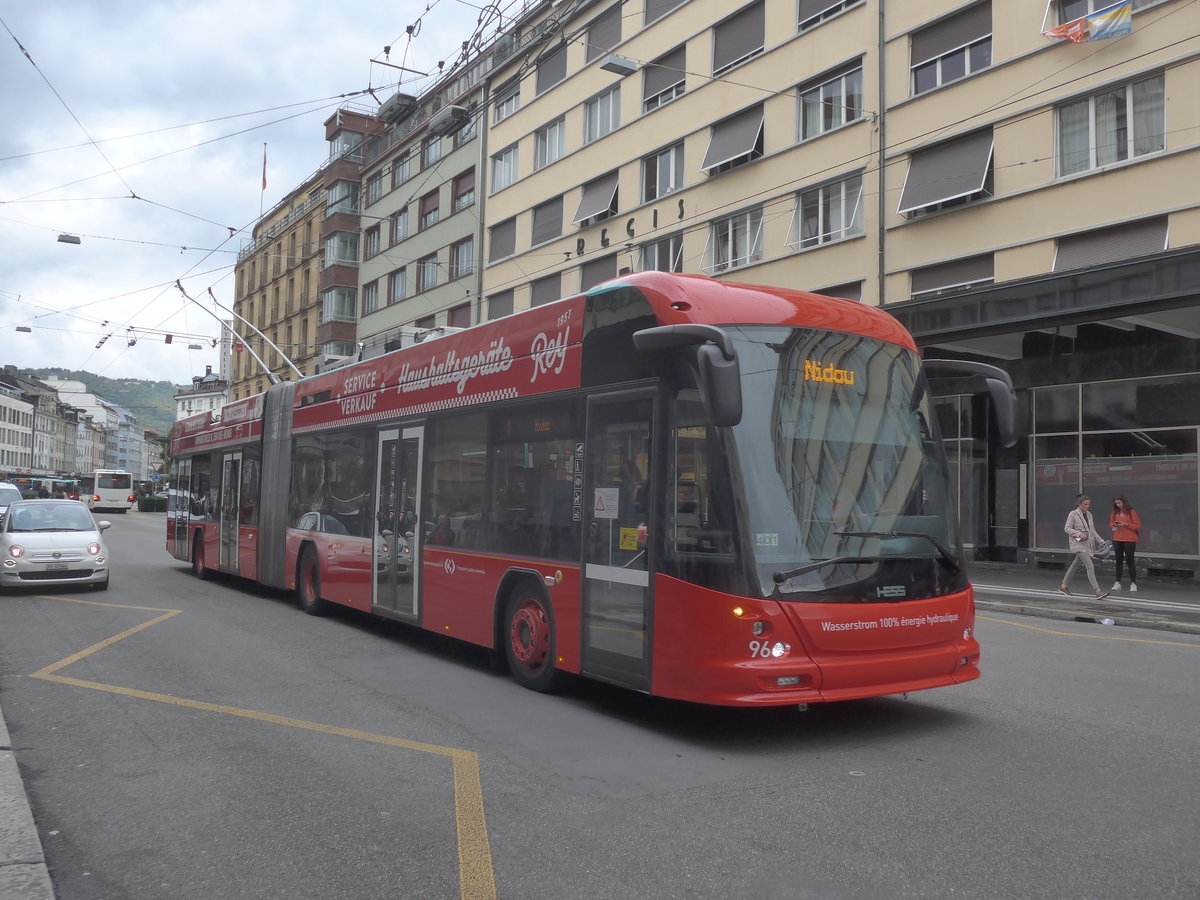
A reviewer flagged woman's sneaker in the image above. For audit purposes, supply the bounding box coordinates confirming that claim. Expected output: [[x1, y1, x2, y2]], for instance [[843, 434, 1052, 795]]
[[1111, 581, 1121, 591], [1130, 583, 1138, 592]]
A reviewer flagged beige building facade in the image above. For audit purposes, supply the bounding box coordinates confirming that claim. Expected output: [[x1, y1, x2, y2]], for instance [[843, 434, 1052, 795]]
[[237, 0, 1199, 574]]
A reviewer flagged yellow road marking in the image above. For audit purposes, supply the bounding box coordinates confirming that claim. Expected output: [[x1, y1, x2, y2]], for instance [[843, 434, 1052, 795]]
[[26, 594, 497, 900], [978, 614, 1200, 647]]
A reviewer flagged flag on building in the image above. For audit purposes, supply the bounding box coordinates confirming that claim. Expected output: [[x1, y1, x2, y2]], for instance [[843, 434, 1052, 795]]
[[261, 144, 268, 191], [1043, 1, 1133, 43]]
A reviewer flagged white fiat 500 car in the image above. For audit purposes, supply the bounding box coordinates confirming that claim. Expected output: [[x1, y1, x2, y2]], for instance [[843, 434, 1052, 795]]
[[0, 499, 111, 592]]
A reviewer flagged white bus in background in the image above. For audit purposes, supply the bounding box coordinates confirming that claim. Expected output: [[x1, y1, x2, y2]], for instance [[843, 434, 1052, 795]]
[[80, 469, 136, 514]]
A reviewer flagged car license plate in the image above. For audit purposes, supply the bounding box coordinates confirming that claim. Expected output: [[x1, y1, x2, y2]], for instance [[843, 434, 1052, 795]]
[[44, 563, 68, 571]]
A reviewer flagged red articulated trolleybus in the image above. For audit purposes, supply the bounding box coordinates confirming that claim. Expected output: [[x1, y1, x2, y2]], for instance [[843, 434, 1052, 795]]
[[167, 272, 1016, 707]]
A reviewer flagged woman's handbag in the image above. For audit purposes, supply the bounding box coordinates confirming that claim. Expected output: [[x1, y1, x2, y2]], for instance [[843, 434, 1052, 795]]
[[1095, 539, 1113, 559]]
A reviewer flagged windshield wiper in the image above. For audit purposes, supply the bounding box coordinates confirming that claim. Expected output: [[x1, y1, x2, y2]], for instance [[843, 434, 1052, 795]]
[[835, 530, 961, 573], [773, 556, 880, 584]]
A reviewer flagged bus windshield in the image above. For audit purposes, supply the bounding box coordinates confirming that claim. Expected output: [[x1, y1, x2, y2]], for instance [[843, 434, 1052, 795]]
[[727, 325, 968, 602]]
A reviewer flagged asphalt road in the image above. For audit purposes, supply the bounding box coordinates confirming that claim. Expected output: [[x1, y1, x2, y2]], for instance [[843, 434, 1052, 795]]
[[1, 511, 1197, 899]]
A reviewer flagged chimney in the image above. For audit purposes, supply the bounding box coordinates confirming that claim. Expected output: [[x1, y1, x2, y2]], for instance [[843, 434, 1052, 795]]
[[205, 365, 212, 376]]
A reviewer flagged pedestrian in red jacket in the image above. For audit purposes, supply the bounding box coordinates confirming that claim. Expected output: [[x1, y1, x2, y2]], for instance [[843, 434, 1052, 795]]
[[1109, 495, 1141, 592]]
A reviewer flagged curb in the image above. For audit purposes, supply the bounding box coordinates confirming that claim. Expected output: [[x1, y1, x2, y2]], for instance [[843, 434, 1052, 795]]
[[0, 709, 55, 900], [975, 599, 1200, 636]]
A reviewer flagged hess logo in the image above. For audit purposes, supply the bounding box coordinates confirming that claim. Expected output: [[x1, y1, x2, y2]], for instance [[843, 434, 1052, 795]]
[[443, 558, 457, 576]]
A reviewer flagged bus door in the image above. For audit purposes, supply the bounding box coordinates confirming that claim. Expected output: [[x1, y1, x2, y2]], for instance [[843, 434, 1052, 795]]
[[373, 426, 423, 619], [582, 392, 655, 691], [219, 451, 241, 571], [172, 458, 192, 559]]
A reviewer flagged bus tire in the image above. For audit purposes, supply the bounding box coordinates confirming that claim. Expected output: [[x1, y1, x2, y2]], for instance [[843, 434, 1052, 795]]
[[192, 534, 210, 580], [296, 546, 329, 616], [503, 583, 560, 693]]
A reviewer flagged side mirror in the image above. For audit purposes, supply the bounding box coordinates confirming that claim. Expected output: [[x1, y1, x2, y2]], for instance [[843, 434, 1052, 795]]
[[98, 520, 112, 531], [633, 323, 742, 427]]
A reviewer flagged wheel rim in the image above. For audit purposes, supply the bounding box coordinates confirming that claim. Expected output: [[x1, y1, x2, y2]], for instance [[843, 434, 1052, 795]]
[[301, 556, 317, 606], [509, 597, 550, 673]]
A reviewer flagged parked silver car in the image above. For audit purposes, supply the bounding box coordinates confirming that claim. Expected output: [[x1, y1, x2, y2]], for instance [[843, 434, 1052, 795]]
[[0, 499, 111, 592]]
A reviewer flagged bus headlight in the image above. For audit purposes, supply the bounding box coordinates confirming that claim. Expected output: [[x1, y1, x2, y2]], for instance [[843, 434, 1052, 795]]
[[770, 641, 791, 658]]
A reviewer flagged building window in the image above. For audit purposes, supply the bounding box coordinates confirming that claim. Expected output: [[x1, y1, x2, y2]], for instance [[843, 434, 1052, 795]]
[[489, 217, 516, 263], [534, 117, 567, 170], [910, 254, 994, 299], [1057, 73, 1164, 177], [488, 289, 514, 319], [391, 152, 411, 188], [911, 2, 992, 96], [321, 287, 356, 323], [712, 1, 764, 76], [1055, 0, 1155, 24], [390, 209, 408, 245], [799, 0, 864, 32], [326, 180, 358, 217], [790, 173, 863, 249], [707, 206, 763, 272], [419, 190, 440, 229], [450, 237, 474, 280], [536, 45, 567, 95], [580, 253, 619, 291], [573, 172, 618, 226], [363, 226, 381, 259], [646, 0, 686, 24], [415, 315, 435, 330], [1053, 217, 1167, 272], [452, 169, 476, 211], [422, 135, 442, 168], [643, 142, 684, 202], [897, 129, 994, 217], [640, 232, 684, 273], [530, 274, 562, 307], [584, 86, 620, 143], [454, 109, 478, 146], [491, 143, 519, 192], [586, 5, 621, 62], [417, 254, 439, 293], [323, 232, 358, 268], [701, 104, 764, 175], [362, 281, 379, 314], [493, 81, 520, 123], [388, 268, 407, 305], [447, 303, 471, 329], [643, 46, 685, 111], [799, 62, 863, 141], [364, 172, 383, 206], [532, 196, 564, 246]]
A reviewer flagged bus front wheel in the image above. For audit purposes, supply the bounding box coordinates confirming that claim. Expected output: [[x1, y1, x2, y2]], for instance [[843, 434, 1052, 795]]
[[192, 534, 210, 580], [297, 547, 329, 616], [504, 585, 560, 693]]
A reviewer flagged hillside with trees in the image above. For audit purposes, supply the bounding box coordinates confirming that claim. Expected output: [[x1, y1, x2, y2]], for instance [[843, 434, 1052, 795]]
[[25, 368, 178, 437]]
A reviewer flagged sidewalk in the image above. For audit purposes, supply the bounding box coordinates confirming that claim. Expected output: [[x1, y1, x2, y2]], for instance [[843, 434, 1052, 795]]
[[0, 706, 54, 899], [968, 559, 1200, 634]]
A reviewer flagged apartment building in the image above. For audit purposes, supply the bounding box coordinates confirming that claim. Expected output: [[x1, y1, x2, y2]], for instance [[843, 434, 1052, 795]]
[[354, 62, 486, 358], [474, 0, 1198, 575], [239, 0, 1198, 574], [232, 170, 327, 399]]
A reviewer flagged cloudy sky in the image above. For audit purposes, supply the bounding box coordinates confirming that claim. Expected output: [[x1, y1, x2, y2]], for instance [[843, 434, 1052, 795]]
[[1, 0, 499, 387]]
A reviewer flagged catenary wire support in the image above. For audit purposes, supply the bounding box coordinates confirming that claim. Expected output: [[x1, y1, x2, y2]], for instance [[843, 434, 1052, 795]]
[[174, 282, 282, 385]]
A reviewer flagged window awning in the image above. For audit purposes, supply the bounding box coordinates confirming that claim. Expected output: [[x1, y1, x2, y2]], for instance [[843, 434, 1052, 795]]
[[489, 218, 515, 262], [1054, 217, 1168, 272], [643, 46, 685, 101], [573, 171, 619, 223], [701, 105, 764, 171], [897, 130, 993, 214]]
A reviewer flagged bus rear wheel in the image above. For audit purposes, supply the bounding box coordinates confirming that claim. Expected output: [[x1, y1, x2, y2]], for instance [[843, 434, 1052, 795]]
[[504, 586, 559, 692], [297, 547, 329, 616], [192, 534, 210, 580]]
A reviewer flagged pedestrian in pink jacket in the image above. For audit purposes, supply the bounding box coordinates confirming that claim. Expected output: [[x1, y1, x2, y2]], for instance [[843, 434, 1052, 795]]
[[1059, 495, 1105, 598]]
